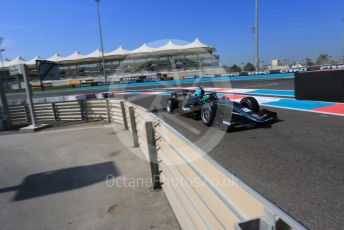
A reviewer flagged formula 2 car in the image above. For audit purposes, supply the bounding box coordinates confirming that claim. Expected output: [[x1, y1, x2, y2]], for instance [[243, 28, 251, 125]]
[[165, 89, 277, 130]]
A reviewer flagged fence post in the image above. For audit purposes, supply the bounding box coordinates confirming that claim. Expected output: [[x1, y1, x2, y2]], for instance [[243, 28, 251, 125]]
[[21, 64, 37, 127], [120, 101, 128, 130], [145, 121, 161, 190], [24, 104, 30, 123], [51, 102, 59, 121], [103, 93, 111, 123], [0, 77, 12, 129], [79, 100, 85, 120], [128, 106, 139, 147]]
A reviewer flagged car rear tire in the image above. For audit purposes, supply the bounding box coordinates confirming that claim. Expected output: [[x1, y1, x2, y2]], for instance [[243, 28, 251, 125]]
[[240, 97, 260, 113], [166, 98, 178, 113], [182, 95, 192, 108], [201, 103, 216, 126]]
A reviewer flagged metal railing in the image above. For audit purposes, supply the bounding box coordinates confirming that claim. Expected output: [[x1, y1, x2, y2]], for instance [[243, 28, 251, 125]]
[[3, 98, 123, 124]]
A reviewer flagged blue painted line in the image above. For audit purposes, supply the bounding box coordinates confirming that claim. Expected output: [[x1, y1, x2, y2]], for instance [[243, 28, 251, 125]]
[[119, 91, 171, 95], [248, 89, 295, 97], [263, 99, 334, 110]]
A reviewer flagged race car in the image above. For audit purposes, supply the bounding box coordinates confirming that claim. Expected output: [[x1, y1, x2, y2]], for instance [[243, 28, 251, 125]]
[[165, 89, 277, 130]]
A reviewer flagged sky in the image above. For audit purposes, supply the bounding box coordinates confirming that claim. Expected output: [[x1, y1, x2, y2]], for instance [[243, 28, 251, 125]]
[[0, 0, 343, 66]]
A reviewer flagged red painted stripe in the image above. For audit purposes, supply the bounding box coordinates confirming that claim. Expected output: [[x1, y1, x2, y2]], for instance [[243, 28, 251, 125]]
[[223, 94, 246, 100], [212, 88, 232, 92], [313, 103, 344, 114]]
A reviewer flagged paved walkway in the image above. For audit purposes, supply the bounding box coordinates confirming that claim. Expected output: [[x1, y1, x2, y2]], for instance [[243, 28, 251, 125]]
[[0, 122, 180, 230]]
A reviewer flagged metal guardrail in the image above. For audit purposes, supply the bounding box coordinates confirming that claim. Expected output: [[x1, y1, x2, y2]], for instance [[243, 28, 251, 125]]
[[2, 97, 307, 229], [3, 98, 123, 124]]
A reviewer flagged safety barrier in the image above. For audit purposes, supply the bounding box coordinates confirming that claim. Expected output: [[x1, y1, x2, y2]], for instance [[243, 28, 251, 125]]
[[4, 98, 123, 124], [119, 101, 307, 230], [119, 102, 305, 229], [2, 96, 306, 229], [8, 104, 30, 124]]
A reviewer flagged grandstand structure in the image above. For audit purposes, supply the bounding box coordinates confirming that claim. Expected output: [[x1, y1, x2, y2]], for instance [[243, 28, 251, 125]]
[[2, 38, 221, 81]]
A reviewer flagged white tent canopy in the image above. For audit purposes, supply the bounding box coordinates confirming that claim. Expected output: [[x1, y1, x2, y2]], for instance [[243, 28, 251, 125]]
[[105, 46, 129, 56], [2, 58, 11, 67], [155, 41, 183, 52], [130, 43, 155, 54], [26, 56, 42, 65], [4, 38, 213, 67], [48, 54, 64, 62], [64, 51, 84, 61], [182, 38, 209, 49], [84, 49, 103, 59], [5, 56, 26, 67]]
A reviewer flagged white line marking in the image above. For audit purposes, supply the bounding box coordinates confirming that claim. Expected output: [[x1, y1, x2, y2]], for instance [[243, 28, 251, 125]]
[[246, 82, 279, 88]]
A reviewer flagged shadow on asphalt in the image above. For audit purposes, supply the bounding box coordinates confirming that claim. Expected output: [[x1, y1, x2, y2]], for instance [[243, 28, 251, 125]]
[[0, 161, 119, 201]]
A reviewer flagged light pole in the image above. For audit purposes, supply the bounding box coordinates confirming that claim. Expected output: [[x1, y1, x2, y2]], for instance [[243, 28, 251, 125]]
[[95, 0, 107, 82], [0, 49, 4, 68], [342, 17, 344, 64], [251, 26, 256, 66], [255, 0, 260, 70], [0, 37, 5, 68]]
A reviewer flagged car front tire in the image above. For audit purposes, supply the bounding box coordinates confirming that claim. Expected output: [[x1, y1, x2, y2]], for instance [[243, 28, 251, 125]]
[[166, 98, 178, 113], [201, 103, 216, 126], [240, 97, 260, 113]]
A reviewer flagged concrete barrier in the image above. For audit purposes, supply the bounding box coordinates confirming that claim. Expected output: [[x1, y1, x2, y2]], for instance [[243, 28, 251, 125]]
[[121, 101, 307, 230]]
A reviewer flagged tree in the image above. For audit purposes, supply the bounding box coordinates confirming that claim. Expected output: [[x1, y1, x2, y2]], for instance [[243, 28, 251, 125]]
[[229, 64, 241, 72], [315, 54, 330, 65], [243, 62, 256, 71], [305, 57, 314, 67]]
